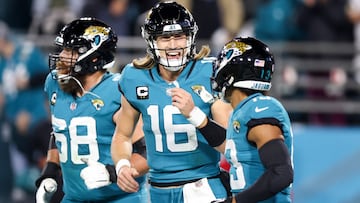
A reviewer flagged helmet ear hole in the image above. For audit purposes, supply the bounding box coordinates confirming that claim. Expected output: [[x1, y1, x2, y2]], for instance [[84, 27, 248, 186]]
[[74, 65, 82, 73]]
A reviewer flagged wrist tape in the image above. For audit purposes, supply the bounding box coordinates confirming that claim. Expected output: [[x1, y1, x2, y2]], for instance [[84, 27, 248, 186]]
[[187, 106, 207, 127], [115, 159, 131, 176]]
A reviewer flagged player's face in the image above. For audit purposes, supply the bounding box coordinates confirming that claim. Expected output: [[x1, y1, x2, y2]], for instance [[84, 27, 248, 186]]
[[156, 34, 188, 61], [55, 48, 82, 94], [57, 48, 78, 73]]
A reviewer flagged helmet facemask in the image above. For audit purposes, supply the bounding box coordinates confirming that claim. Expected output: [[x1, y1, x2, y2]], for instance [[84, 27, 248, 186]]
[[211, 69, 235, 103], [49, 50, 85, 94], [150, 34, 194, 72]]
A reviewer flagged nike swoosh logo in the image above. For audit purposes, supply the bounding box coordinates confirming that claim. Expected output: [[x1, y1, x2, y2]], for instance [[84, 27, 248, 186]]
[[255, 106, 269, 113]]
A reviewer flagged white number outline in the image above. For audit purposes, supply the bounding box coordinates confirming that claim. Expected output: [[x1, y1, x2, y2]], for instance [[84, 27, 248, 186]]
[[147, 105, 198, 152], [226, 139, 246, 190], [52, 116, 99, 164]]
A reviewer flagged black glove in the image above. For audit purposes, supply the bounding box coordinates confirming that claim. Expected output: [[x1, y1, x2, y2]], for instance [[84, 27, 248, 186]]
[[35, 162, 60, 187]]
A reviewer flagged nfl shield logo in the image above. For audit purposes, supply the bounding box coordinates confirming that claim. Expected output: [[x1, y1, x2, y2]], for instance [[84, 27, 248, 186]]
[[70, 102, 77, 111]]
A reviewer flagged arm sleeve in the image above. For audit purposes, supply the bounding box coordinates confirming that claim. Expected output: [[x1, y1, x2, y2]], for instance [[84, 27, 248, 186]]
[[234, 139, 293, 202]]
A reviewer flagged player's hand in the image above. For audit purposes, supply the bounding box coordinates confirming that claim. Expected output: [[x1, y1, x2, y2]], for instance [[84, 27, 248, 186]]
[[80, 159, 111, 190], [116, 165, 139, 193], [170, 87, 195, 117], [36, 178, 57, 203]]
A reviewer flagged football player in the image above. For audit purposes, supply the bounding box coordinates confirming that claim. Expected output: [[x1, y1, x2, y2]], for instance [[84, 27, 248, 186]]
[[35, 17, 148, 203], [111, 1, 232, 203], [183, 37, 294, 203]]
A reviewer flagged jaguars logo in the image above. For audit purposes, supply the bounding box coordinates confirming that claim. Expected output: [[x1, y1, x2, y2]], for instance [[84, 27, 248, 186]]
[[92, 99, 104, 110], [83, 26, 110, 49], [225, 41, 252, 55], [191, 85, 214, 103], [232, 120, 240, 133]]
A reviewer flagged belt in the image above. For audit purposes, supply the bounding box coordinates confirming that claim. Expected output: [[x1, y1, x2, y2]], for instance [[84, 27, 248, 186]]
[[148, 174, 220, 188]]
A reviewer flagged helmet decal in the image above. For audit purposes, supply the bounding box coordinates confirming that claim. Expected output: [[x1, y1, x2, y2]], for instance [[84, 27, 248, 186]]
[[226, 50, 233, 59], [212, 37, 274, 99], [83, 25, 110, 46], [84, 25, 110, 36], [163, 24, 182, 32], [217, 41, 252, 74], [94, 35, 100, 45], [254, 59, 265, 67], [225, 41, 251, 54]]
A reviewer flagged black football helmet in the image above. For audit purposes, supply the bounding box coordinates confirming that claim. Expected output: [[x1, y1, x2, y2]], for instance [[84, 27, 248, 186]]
[[212, 37, 275, 98], [49, 17, 118, 81], [141, 1, 198, 71]]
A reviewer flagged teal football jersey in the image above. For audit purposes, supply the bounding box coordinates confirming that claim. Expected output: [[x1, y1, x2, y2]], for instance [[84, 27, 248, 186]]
[[225, 93, 293, 203], [44, 72, 145, 201], [119, 59, 221, 183]]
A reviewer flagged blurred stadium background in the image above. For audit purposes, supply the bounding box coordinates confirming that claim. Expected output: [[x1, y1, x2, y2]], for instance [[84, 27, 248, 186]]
[[2, 0, 360, 202]]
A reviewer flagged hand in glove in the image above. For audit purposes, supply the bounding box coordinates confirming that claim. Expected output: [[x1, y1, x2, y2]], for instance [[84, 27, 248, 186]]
[[80, 159, 112, 190], [36, 178, 57, 203]]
